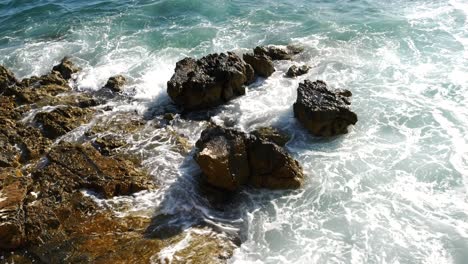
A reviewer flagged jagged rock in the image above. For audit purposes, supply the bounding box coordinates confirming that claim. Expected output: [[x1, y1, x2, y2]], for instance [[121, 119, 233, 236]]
[[251, 127, 290, 147], [34, 106, 93, 139], [167, 52, 254, 110], [20, 71, 68, 87], [254, 46, 293, 60], [195, 125, 303, 191], [0, 96, 21, 120], [0, 65, 18, 93], [33, 92, 100, 108], [104, 75, 127, 93], [286, 65, 310, 78], [243, 53, 275, 78], [0, 168, 29, 249], [0, 118, 51, 164], [52, 57, 80, 80], [93, 135, 126, 156], [293, 80, 358, 137], [248, 137, 303, 189], [33, 142, 154, 199], [195, 126, 250, 191]]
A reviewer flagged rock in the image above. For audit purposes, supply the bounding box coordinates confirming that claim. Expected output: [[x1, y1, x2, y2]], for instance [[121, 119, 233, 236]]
[[286, 65, 310, 78], [52, 57, 80, 80], [33, 92, 100, 108], [243, 53, 275, 78], [195, 125, 304, 191], [167, 52, 254, 110], [0, 96, 21, 121], [251, 127, 290, 147], [34, 105, 93, 139], [195, 126, 250, 191], [104, 75, 127, 93], [93, 135, 126, 156], [0, 65, 18, 93], [247, 137, 303, 189], [293, 80, 358, 137], [20, 71, 68, 88], [254, 46, 293, 60], [0, 168, 29, 249], [34, 141, 154, 199], [13, 84, 71, 105], [0, 118, 51, 164]]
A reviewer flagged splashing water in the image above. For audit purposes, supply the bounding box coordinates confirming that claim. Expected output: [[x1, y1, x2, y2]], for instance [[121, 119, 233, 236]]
[[1, 0, 468, 263]]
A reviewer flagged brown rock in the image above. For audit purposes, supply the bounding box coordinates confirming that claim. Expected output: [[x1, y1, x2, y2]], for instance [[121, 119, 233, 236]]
[[34, 105, 93, 139], [0, 168, 29, 249], [52, 57, 80, 80], [195, 125, 303, 191], [104, 75, 127, 93], [254, 46, 293, 60], [251, 127, 290, 147], [243, 53, 275, 78], [0, 65, 18, 93]]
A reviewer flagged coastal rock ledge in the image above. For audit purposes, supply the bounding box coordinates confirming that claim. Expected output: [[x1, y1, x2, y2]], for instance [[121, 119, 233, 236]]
[[167, 52, 254, 110], [195, 125, 304, 191], [293, 80, 358, 137]]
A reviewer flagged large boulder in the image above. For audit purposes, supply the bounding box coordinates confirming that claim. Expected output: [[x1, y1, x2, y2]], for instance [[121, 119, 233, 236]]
[[195, 126, 250, 191], [52, 57, 80, 80], [243, 53, 275, 78], [167, 52, 254, 110], [293, 80, 358, 137], [195, 125, 304, 191]]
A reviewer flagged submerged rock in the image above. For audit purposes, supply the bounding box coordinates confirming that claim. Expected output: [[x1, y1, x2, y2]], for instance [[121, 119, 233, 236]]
[[195, 125, 304, 191], [243, 53, 275, 78], [286, 65, 310, 78], [34, 105, 93, 139], [52, 57, 80, 80], [167, 52, 254, 110], [104, 75, 127, 93], [293, 80, 358, 137]]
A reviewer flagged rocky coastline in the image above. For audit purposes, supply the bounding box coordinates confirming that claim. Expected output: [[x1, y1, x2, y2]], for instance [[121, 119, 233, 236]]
[[0, 45, 357, 263]]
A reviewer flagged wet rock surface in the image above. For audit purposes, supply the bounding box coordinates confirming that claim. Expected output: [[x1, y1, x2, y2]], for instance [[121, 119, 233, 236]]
[[253, 45, 301, 61], [195, 125, 304, 191], [243, 53, 275, 78], [34, 106, 94, 139], [167, 52, 254, 110], [293, 80, 358, 137], [286, 65, 310, 78], [52, 57, 81, 80], [104, 75, 127, 93]]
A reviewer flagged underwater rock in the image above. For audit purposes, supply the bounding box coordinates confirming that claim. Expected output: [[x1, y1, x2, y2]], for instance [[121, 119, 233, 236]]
[[34, 105, 93, 139], [195, 125, 304, 191], [167, 52, 254, 110], [243, 53, 275, 78], [286, 65, 310, 78], [52, 57, 81, 80], [104, 75, 127, 93], [293, 80, 358, 137]]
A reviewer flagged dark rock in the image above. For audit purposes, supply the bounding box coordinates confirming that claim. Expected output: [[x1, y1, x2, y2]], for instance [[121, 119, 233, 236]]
[[20, 71, 68, 88], [251, 127, 290, 147], [286, 65, 310, 78], [0, 168, 29, 249], [34, 106, 93, 139], [254, 46, 292, 60], [0, 65, 18, 93], [195, 125, 304, 191], [167, 52, 254, 110], [243, 53, 275, 78], [52, 57, 80, 80], [286, 44, 305, 55], [248, 137, 303, 189], [104, 75, 127, 93], [293, 80, 358, 137]]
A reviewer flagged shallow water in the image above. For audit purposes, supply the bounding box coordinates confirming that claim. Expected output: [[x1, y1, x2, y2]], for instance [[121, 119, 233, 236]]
[[1, 0, 468, 263]]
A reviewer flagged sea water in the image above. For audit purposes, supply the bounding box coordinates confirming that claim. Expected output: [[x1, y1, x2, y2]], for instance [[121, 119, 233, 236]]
[[1, 0, 467, 263]]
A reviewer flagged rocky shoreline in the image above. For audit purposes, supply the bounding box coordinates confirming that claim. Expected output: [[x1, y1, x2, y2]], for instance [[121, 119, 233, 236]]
[[0, 45, 357, 263]]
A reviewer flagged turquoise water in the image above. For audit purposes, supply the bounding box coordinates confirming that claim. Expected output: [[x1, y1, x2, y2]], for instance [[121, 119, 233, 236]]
[[1, 0, 468, 263]]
